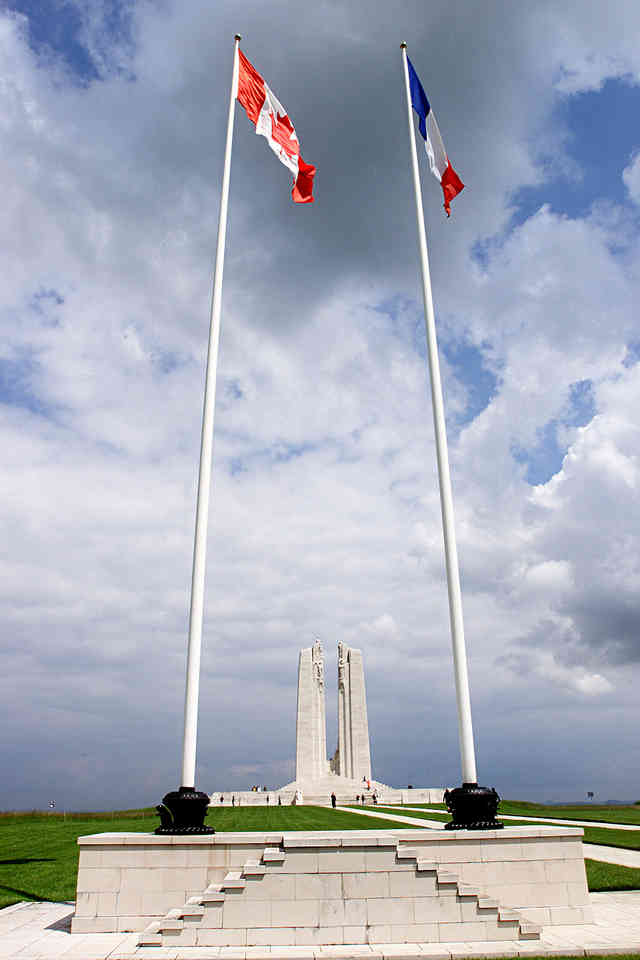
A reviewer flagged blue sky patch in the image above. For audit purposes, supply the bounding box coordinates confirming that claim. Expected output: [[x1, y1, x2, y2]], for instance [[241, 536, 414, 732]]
[[513, 378, 596, 484], [511, 77, 640, 225], [0, 348, 47, 415], [10, 0, 134, 81]]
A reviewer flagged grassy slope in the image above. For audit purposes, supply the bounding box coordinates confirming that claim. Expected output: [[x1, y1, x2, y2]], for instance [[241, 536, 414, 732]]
[[0, 806, 414, 910]]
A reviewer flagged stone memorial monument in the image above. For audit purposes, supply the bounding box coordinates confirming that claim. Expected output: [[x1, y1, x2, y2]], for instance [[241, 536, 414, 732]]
[[276, 640, 443, 805]]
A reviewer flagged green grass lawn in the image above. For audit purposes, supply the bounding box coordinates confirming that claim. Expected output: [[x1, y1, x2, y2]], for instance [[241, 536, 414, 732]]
[[0, 805, 415, 910], [585, 858, 640, 892], [2, 806, 639, 916], [373, 805, 640, 850], [391, 800, 640, 827]]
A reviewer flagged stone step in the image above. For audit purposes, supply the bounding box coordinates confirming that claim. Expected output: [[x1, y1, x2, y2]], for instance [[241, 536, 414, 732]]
[[243, 858, 267, 876], [263, 847, 286, 862], [221, 870, 245, 890], [396, 847, 421, 860], [182, 898, 205, 918], [457, 884, 481, 898], [498, 907, 521, 921], [435, 871, 458, 884], [201, 884, 225, 903], [520, 921, 542, 938], [416, 859, 436, 872], [477, 897, 500, 909], [137, 921, 162, 946]]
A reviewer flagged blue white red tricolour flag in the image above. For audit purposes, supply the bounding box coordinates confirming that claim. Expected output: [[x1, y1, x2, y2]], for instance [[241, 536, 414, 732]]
[[407, 56, 464, 216], [237, 49, 316, 204]]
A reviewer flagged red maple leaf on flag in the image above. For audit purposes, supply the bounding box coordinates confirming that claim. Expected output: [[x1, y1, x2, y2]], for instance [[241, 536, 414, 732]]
[[270, 110, 299, 160]]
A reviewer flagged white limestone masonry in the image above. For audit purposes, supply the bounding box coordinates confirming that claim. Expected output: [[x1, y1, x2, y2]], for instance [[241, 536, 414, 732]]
[[72, 826, 591, 945], [265, 641, 443, 804], [296, 641, 329, 782]]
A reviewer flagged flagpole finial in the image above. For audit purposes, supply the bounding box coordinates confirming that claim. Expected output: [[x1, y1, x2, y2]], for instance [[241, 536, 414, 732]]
[[235, 34, 242, 42], [400, 42, 407, 49]]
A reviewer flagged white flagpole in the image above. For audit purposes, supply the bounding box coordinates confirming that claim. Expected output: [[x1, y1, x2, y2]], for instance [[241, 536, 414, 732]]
[[181, 34, 241, 790], [400, 42, 478, 787]]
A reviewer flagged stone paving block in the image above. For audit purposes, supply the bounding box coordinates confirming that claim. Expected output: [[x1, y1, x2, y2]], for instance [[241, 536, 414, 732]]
[[294, 875, 342, 900], [243, 874, 296, 901], [389, 923, 439, 943], [439, 922, 490, 943], [342, 925, 367, 942], [366, 925, 393, 944], [294, 927, 344, 945], [120, 869, 165, 892], [317, 946, 373, 957], [75, 892, 98, 917], [141, 892, 186, 915], [416, 946, 452, 959], [380, 945, 424, 959], [271, 900, 320, 928], [389, 872, 437, 898], [344, 899, 367, 926], [438, 842, 484, 865], [270, 947, 316, 958], [365, 851, 412, 872], [199, 904, 223, 928], [278, 852, 318, 874], [246, 927, 296, 946], [367, 898, 413, 926], [197, 928, 247, 946], [181, 846, 214, 867], [343, 872, 390, 899], [567, 882, 591, 906], [116, 890, 142, 916], [97, 892, 117, 916], [76, 869, 121, 893], [317, 851, 367, 873], [116, 914, 156, 932], [223, 899, 271, 929], [319, 899, 346, 926], [142, 849, 188, 869], [70, 917, 118, 933]]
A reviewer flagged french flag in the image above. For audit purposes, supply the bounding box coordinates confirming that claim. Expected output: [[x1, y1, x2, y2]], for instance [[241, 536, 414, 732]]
[[236, 50, 316, 204], [407, 56, 464, 216]]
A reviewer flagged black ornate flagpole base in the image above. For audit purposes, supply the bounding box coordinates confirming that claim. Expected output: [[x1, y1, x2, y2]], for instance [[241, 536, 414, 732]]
[[155, 786, 215, 834], [443, 782, 504, 830]]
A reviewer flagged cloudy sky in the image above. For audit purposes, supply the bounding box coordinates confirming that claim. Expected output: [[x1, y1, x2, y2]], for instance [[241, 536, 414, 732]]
[[2, 0, 640, 812]]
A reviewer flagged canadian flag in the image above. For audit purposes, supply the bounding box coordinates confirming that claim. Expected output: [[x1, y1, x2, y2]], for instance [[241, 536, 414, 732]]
[[236, 50, 316, 204]]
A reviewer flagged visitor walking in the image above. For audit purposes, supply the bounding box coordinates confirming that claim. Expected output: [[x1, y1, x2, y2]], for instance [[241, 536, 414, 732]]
[[331, 792, 337, 808]]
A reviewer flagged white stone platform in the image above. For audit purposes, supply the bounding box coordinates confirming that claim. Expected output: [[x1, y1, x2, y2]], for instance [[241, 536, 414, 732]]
[[216, 778, 444, 808], [4, 892, 640, 959], [72, 827, 589, 947]]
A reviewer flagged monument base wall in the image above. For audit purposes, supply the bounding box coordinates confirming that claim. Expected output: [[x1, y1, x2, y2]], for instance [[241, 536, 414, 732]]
[[72, 826, 590, 946], [210, 779, 445, 806]]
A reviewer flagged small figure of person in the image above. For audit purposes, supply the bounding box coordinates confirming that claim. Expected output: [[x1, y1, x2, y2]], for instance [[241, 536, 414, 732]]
[[220, 795, 224, 804], [232, 795, 235, 807], [367, 779, 371, 791], [356, 794, 360, 803], [278, 795, 282, 805], [331, 792, 337, 808], [266, 794, 270, 805], [373, 792, 378, 805], [360, 794, 364, 805]]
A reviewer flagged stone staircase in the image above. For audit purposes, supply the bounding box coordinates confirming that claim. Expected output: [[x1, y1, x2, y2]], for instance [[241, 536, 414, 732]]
[[395, 847, 541, 939], [138, 842, 540, 947]]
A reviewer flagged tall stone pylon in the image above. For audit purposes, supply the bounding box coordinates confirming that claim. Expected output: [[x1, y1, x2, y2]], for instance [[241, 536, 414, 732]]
[[295, 639, 328, 781], [336, 642, 371, 781]]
